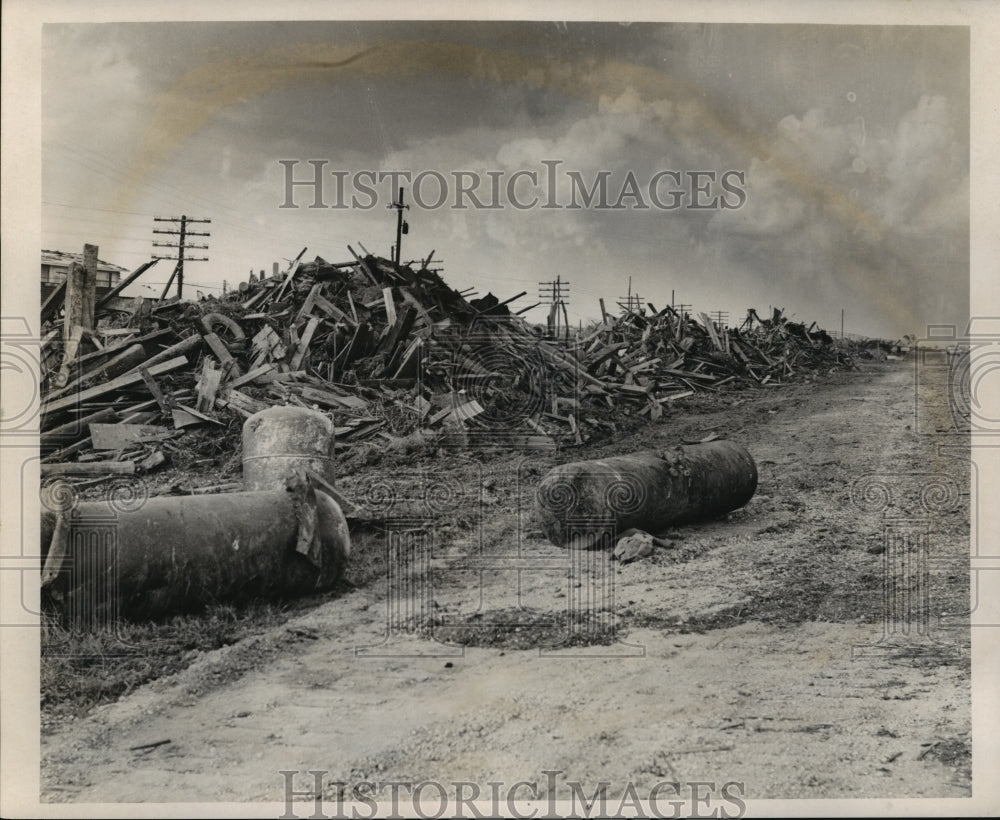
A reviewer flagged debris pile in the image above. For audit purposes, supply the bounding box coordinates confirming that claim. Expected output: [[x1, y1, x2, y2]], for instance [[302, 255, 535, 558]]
[[571, 304, 856, 422], [39, 245, 860, 480]]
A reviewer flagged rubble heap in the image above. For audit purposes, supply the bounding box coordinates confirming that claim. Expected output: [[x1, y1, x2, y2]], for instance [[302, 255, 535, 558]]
[[39, 247, 861, 479]]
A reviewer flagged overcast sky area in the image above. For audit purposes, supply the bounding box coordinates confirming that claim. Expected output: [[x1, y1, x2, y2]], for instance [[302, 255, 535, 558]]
[[41, 21, 969, 339]]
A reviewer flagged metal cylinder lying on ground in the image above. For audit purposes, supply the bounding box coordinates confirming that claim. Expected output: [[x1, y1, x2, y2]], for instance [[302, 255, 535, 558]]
[[39, 487, 350, 619], [242, 406, 336, 492], [535, 440, 758, 549]]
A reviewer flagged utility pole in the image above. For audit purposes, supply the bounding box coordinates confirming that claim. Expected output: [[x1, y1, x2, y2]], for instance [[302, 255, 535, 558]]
[[153, 215, 210, 299], [389, 187, 409, 266], [710, 310, 729, 330], [841, 308, 845, 339], [674, 303, 692, 319], [617, 276, 643, 314], [538, 274, 570, 339]]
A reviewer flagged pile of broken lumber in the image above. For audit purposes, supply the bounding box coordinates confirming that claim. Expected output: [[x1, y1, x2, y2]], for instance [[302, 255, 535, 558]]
[[569, 304, 855, 422], [40, 244, 860, 480]]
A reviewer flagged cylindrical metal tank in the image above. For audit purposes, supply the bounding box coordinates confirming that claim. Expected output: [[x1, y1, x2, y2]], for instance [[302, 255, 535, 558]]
[[40, 489, 350, 619], [242, 406, 336, 491], [535, 440, 757, 548]]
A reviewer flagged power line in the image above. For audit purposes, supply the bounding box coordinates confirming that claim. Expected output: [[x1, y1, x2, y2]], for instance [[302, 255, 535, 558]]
[[152, 215, 211, 299], [43, 200, 157, 218], [617, 275, 642, 314], [538, 274, 571, 339], [45, 139, 250, 222]]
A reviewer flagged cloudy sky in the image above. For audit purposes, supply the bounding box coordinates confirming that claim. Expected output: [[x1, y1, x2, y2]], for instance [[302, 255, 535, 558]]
[[41, 21, 969, 338]]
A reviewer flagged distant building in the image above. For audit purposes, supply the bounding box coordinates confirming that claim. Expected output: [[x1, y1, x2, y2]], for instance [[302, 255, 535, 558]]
[[41, 249, 126, 302]]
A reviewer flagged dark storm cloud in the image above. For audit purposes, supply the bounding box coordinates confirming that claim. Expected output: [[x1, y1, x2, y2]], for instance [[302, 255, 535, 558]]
[[42, 20, 968, 337]]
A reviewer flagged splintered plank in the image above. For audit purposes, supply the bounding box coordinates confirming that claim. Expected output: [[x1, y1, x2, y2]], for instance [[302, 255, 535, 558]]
[[138, 365, 171, 413], [89, 423, 169, 451], [202, 332, 242, 378], [272, 247, 308, 303], [290, 316, 321, 371], [226, 364, 275, 390], [347, 246, 379, 286], [382, 287, 397, 326], [298, 385, 368, 411], [334, 323, 371, 370], [219, 388, 271, 417], [42, 407, 120, 443], [41, 356, 188, 417], [391, 338, 423, 379], [172, 405, 221, 428], [657, 390, 695, 402], [251, 325, 286, 363], [377, 304, 417, 357], [294, 283, 322, 325], [312, 291, 356, 327], [195, 359, 223, 413], [40, 461, 136, 477]]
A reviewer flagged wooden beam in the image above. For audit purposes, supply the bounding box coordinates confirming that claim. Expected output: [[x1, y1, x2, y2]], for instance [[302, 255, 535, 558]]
[[41, 281, 67, 323], [139, 365, 171, 413], [80, 245, 99, 332], [382, 287, 397, 326], [53, 325, 84, 388], [120, 332, 201, 376], [299, 384, 368, 411], [290, 316, 321, 371], [40, 461, 136, 477], [272, 247, 308, 303], [95, 259, 159, 308], [41, 407, 120, 446], [195, 359, 223, 413], [41, 355, 188, 416], [89, 423, 169, 451]]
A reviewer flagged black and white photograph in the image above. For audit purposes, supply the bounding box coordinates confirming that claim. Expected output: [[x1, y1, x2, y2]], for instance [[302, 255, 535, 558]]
[[2, 1, 998, 817]]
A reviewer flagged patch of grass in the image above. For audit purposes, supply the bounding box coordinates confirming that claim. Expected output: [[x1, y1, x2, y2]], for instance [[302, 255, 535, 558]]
[[920, 736, 971, 768], [40, 601, 294, 727], [411, 606, 618, 650]]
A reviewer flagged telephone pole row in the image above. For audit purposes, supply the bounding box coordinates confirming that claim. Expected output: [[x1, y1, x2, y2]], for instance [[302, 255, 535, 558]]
[[153, 215, 211, 299]]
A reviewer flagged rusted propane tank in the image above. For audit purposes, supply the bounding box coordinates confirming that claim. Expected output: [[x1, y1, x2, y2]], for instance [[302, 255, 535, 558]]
[[242, 406, 336, 491], [535, 440, 757, 549], [39, 488, 350, 619]]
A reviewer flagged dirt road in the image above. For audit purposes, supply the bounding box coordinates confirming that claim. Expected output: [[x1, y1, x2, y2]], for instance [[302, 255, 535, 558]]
[[41, 359, 972, 805]]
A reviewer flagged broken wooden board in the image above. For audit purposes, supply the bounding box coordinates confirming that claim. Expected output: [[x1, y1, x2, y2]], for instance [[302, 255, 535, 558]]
[[195, 359, 223, 413], [382, 287, 397, 326], [41, 356, 189, 417], [40, 461, 136, 476], [202, 331, 242, 379], [250, 325, 286, 364], [297, 384, 368, 411], [88, 423, 169, 451], [227, 364, 275, 389], [428, 399, 484, 427], [171, 404, 223, 428], [217, 388, 271, 418], [289, 315, 321, 371]]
